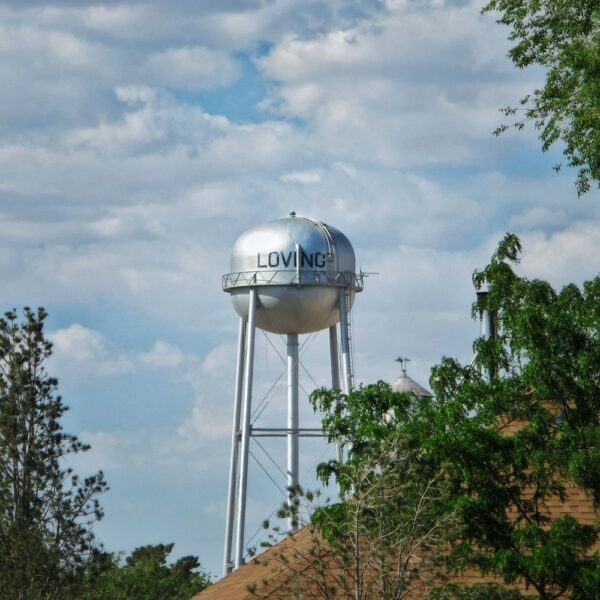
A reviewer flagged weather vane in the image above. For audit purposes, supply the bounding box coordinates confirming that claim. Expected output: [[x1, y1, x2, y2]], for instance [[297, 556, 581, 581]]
[[395, 356, 410, 373]]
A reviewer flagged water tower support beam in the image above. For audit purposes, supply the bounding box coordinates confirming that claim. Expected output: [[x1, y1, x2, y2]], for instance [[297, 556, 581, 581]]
[[329, 325, 344, 467], [286, 332, 299, 531], [329, 325, 340, 390], [338, 287, 353, 396], [235, 288, 257, 568], [223, 317, 246, 576]]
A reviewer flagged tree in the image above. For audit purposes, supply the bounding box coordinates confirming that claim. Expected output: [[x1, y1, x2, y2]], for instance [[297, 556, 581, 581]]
[[424, 234, 600, 598], [258, 234, 600, 599], [0, 307, 107, 599], [249, 234, 600, 599], [312, 383, 457, 599], [250, 383, 456, 599], [80, 544, 211, 600], [483, 0, 600, 195]]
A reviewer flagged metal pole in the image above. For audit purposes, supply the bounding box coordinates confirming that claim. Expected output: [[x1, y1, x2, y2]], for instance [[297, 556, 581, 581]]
[[329, 325, 344, 467], [477, 290, 496, 383], [339, 287, 352, 396], [235, 288, 257, 568], [223, 317, 246, 576], [286, 332, 299, 531], [329, 325, 340, 391]]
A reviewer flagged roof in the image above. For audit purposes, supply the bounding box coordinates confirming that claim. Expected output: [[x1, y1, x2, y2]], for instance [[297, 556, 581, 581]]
[[196, 410, 600, 599], [391, 371, 433, 398], [197, 482, 599, 599], [194, 528, 321, 600]]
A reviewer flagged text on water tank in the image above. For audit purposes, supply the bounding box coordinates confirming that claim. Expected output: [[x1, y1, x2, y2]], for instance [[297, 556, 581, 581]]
[[257, 251, 328, 269]]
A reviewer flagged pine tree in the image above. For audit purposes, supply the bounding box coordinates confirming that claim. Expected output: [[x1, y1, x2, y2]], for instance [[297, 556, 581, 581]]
[[0, 307, 107, 600]]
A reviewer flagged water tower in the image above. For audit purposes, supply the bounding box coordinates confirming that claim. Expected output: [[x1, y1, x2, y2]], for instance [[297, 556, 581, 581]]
[[222, 213, 363, 574]]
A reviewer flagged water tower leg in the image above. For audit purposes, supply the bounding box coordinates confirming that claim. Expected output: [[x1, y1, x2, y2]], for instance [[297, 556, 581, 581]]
[[329, 325, 344, 466], [223, 317, 246, 576], [329, 325, 340, 390], [338, 288, 353, 396], [235, 288, 257, 568], [286, 332, 299, 531]]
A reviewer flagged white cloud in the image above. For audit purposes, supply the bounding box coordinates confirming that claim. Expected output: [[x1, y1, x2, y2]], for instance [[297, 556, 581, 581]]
[[257, 0, 541, 167], [280, 170, 322, 184], [64, 430, 124, 472], [138, 340, 238, 447], [143, 46, 241, 90], [201, 343, 236, 377], [139, 340, 188, 369], [49, 324, 134, 378], [65, 86, 232, 154], [53, 334, 241, 469], [78, 4, 142, 34], [520, 222, 600, 286], [176, 407, 232, 443]]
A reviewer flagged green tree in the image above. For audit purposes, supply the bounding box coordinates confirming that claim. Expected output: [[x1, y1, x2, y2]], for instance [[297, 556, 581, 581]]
[[314, 385, 458, 600], [0, 307, 107, 600], [251, 235, 600, 598], [484, 0, 600, 194], [425, 234, 600, 598], [81, 544, 211, 600], [315, 235, 600, 599], [251, 384, 455, 599]]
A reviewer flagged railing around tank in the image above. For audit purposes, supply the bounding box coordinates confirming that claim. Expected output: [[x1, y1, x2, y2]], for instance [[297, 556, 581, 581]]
[[222, 269, 364, 291]]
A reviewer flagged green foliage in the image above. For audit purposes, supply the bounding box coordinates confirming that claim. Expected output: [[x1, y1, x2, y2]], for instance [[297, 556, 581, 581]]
[[252, 376, 454, 598], [256, 467, 451, 599], [250, 235, 600, 597], [303, 384, 455, 598], [80, 543, 211, 600], [435, 583, 524, 600], [483, 0, 600, 194], [0, 308, 107, 600], [427, 233, 600, 597], [306, 233, 600, 598], [311, 380, 417, 490]]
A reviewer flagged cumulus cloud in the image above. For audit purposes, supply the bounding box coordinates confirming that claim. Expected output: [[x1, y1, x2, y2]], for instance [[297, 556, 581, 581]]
[[176, 407, 232, 443], [140, 340, 188, 369], [0, 0, 388, 140], [56, 334, 242, 470], [65, 86, 232, 154], [257, 0, 542, 167], [138, 339, 238, 449], [520, 222, 600, 286], [280, 170, 322, 184], [49, 324, 134, 378], [143, 46, 241, 90]]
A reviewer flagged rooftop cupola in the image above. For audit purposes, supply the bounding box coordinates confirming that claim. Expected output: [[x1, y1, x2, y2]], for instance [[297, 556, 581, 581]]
[[391, 357, 433, 399]]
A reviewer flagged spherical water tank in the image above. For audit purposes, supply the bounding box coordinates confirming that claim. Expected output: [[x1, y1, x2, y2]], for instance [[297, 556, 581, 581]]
[[223, 214, 362, 334]]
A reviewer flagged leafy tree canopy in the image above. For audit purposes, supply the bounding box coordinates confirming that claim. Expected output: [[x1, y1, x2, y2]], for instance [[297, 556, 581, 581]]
[[311, 234, 600, 599], [253, 403, 454, 600], [427, 233, 600, 598], [80, 543, 211, 600], [484, 0, 600, 195]]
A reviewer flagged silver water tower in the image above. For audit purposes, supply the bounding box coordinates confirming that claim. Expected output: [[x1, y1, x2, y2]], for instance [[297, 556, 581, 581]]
[[222, 213, 363, 574]]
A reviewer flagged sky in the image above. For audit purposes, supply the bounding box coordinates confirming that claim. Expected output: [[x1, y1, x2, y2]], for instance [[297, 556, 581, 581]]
[[2, 0, 600, 580]]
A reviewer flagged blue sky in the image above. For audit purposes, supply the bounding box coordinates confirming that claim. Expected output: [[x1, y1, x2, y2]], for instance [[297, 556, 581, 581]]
[[1, 0, 599, 579]]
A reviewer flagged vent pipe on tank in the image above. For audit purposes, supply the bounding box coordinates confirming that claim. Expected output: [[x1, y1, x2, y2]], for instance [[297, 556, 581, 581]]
[[476, 290, 496, 383]]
